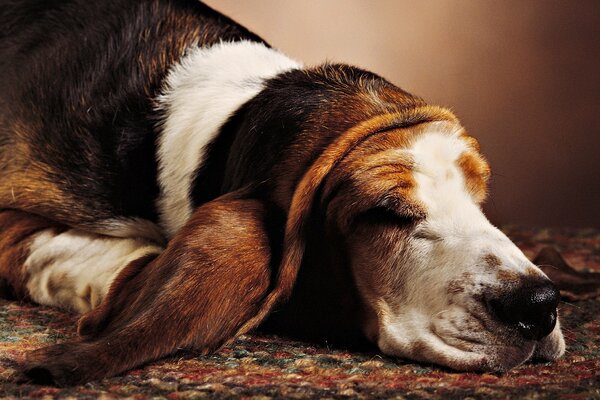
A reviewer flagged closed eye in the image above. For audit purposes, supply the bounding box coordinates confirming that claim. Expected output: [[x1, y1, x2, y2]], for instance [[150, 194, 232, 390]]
[[413, 229, 443, 242], [354, 206, 416, 227]]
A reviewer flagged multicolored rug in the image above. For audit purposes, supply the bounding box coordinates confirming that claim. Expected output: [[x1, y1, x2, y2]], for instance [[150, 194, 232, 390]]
[[1, 227, 599, 399]]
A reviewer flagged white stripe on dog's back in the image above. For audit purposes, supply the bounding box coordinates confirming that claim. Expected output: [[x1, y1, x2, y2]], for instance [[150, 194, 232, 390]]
[[156, 41, 301, 238]]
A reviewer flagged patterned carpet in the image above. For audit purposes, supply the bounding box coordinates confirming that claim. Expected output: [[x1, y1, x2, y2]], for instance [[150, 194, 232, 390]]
[[1, 227, 599, 399]]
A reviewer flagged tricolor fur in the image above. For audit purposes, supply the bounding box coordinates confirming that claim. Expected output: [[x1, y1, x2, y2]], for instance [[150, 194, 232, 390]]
[[0, 0, 564, 385], [156, 41, 301, 237]]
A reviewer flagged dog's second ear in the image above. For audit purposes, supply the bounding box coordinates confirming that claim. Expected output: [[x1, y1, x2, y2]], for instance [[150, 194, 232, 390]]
[[23, 193, 285, 386]]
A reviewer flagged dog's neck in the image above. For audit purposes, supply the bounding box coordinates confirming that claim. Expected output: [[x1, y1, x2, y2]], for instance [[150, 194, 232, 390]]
[[155, 41, 301, 237]]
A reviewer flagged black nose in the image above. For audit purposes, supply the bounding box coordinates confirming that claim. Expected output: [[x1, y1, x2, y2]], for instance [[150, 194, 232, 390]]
[[489, 281, 560, 340]]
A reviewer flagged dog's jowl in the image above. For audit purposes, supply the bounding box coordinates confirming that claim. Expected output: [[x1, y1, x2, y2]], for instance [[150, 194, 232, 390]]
[[0, 0, 564, 385]]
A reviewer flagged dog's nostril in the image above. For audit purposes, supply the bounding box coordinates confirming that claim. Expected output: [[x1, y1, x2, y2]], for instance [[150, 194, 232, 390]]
[[489, 281, 560, 341]]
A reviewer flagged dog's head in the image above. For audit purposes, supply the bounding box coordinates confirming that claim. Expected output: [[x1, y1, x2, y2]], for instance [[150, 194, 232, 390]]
[[307, 114, 565, 371]]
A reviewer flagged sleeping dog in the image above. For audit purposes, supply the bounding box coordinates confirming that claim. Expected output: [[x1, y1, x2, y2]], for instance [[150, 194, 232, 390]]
[[0, 0, 564, 385]]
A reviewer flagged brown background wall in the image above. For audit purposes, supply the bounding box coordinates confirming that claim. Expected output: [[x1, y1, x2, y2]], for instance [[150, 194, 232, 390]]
[[205, 0, 600, 228]]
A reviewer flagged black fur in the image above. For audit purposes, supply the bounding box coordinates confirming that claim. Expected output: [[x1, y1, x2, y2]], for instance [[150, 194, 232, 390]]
[[0, 0, 262, 226]]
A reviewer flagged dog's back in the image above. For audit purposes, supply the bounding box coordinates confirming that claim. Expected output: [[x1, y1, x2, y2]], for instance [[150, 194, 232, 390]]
[[0, 0, 261, 235]]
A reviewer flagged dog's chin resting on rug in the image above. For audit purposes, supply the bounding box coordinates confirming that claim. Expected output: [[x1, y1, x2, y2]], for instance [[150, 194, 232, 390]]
[[1, 0, 592, 386]]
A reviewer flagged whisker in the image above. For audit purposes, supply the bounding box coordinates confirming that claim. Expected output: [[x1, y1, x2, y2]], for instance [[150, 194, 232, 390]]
[[536, 263, 560, 270], [559, 300, 583, 310], [559, 326, 578, 335]]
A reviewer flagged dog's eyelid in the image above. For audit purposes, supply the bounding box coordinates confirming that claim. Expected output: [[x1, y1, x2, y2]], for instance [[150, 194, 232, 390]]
[[354, 205, 417, 228], [413, 229, 442, 242]]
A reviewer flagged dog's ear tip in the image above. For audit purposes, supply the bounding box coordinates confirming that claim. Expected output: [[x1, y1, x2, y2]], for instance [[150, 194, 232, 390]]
[[22, 341, 93, 387], [22, 361, 89, 387], [22, 352, 73, 386], [23, 365, 58, 386]]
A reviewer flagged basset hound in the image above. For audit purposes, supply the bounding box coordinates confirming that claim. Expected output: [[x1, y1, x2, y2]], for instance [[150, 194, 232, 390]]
[[0, 0, 564, 386]]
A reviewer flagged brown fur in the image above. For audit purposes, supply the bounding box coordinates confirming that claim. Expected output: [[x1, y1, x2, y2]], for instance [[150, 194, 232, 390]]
[[497, 269, 521, 284], [457, 146, 491, 204], [0, 129, 80, 224], [483, 254, 502, 269], [24, 191, 279, 385], [0, 210, 64, 300]]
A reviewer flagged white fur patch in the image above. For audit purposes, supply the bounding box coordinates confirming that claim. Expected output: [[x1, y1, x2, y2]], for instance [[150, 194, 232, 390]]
[[156, 41, 301, 237], [25, 229, 162, 313], [408, 126, 532, 276]]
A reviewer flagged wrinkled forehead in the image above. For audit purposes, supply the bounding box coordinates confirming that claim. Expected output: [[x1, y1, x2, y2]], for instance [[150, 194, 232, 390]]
[[408, 122, 490, 217], [322, 120, 490, 228]]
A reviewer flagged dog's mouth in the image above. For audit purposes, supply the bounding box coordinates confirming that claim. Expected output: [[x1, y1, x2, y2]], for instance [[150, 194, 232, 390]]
[[382, 260, 568, 372], [375, 296, 565, 372], [430, 302, 565, 371]]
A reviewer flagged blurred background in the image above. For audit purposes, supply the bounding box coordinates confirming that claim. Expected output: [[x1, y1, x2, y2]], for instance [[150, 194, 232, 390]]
[[205, 0, 600, 228]]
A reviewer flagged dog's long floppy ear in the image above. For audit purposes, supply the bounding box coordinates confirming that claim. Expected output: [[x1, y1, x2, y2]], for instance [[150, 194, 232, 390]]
[[24, 191, 284, 386]]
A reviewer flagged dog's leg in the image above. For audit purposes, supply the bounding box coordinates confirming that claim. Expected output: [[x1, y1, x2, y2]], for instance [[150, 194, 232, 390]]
[[0, 209, 163, 312], [23, 195, 283, 386], [0, 210, 59, 300], [24, 228, 163, 313]]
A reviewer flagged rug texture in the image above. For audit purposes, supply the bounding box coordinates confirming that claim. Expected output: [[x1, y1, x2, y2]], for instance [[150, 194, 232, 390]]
[[1, 227, 598, 399]]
